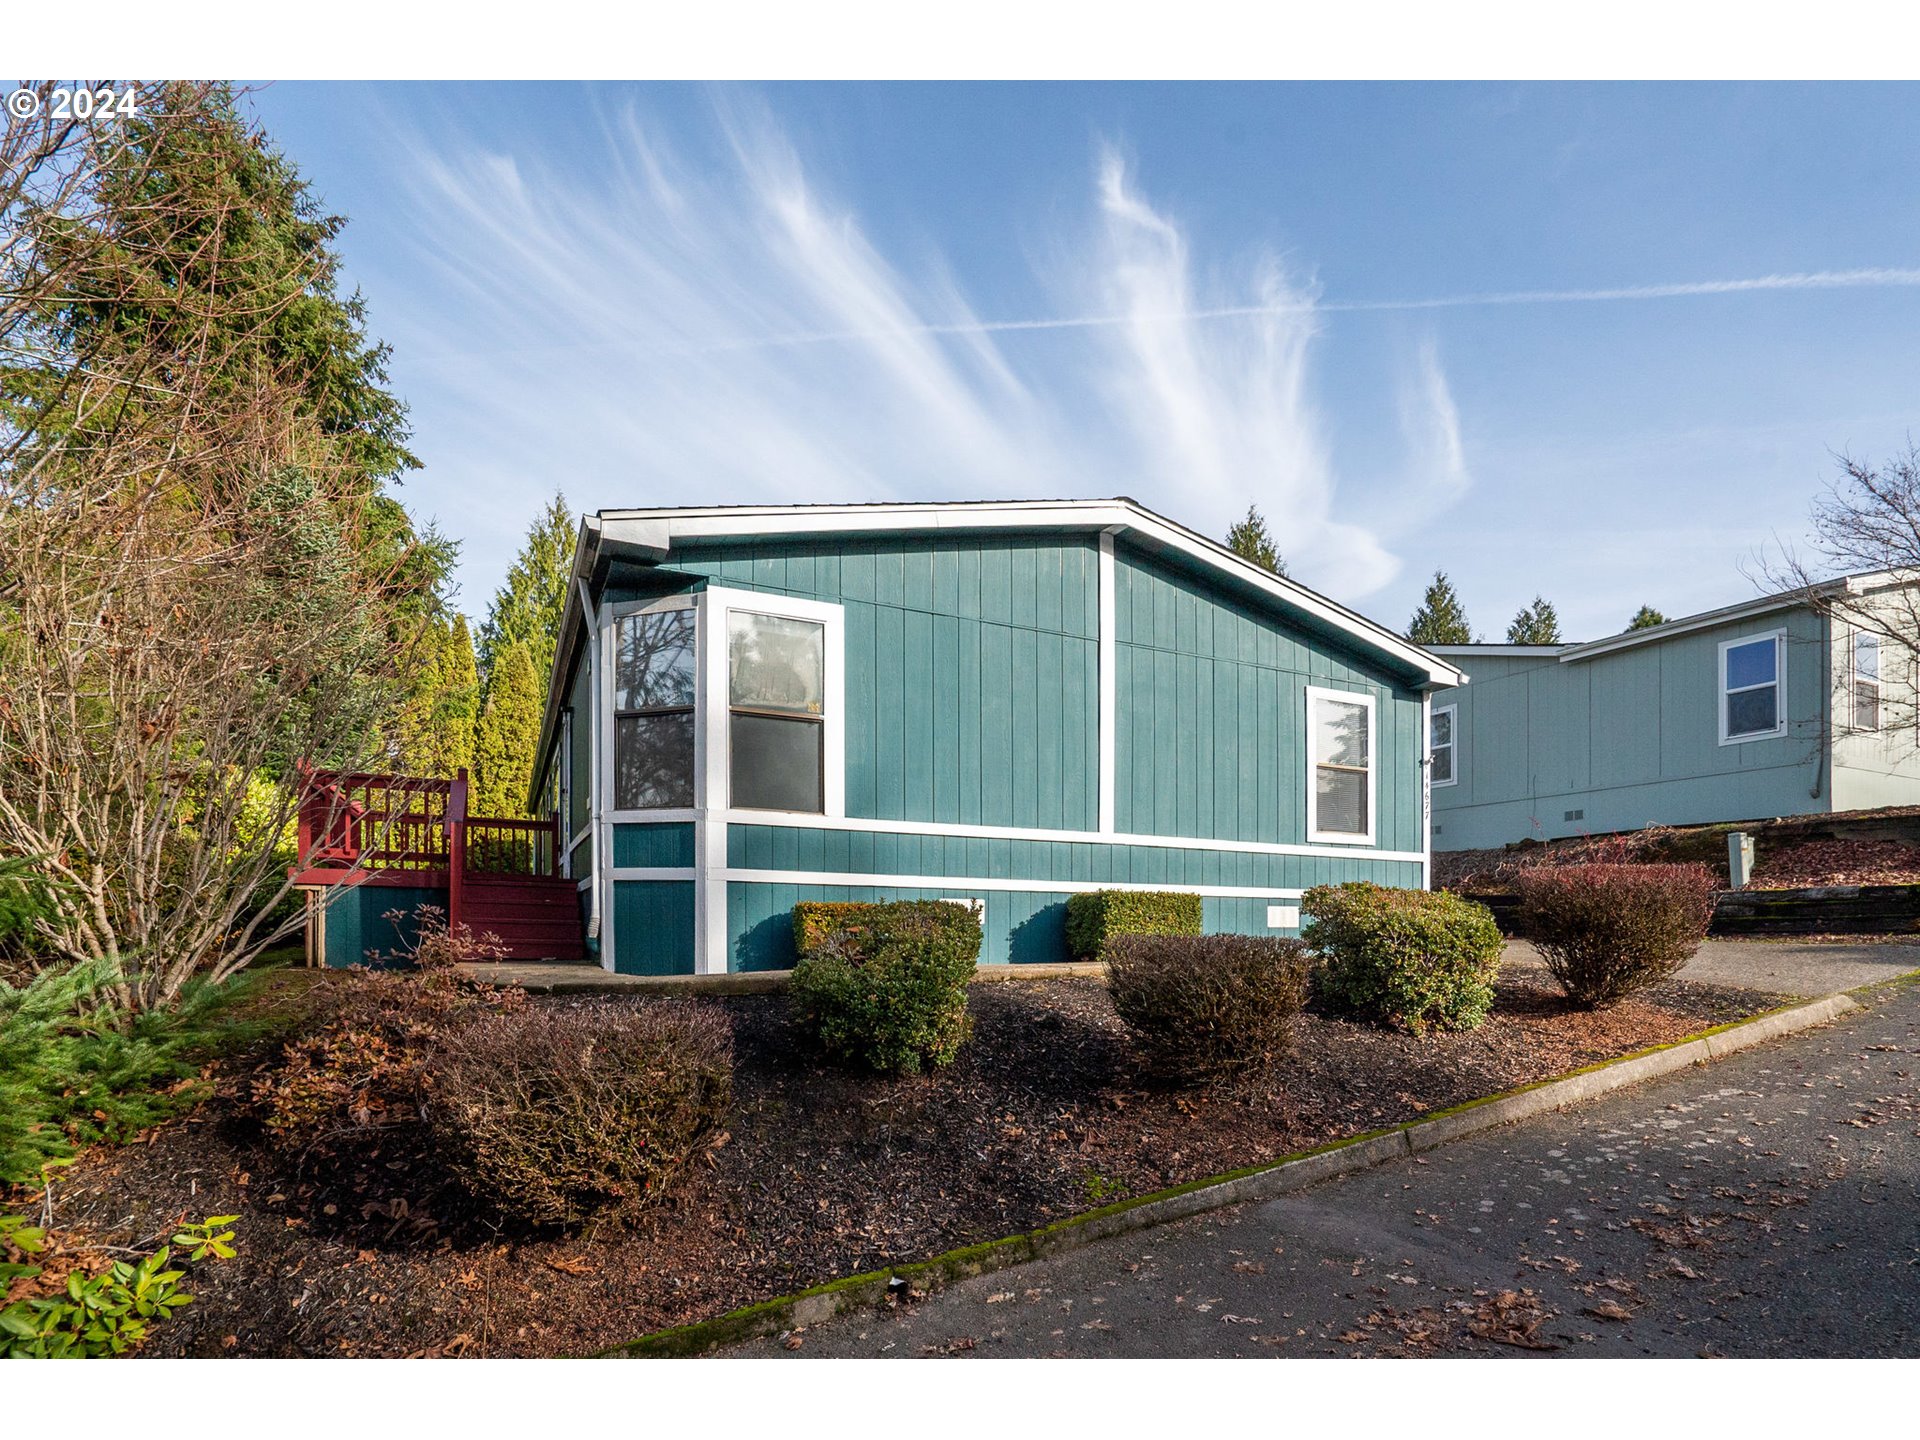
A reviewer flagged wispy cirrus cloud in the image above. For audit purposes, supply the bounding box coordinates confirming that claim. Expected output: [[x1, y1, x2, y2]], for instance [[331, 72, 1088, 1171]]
[[389, 101, 1472, 607]]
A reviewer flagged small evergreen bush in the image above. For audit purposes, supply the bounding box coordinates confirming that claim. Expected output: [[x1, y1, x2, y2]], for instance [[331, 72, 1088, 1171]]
[[791, 900, 981, 1073], [1105, 933, 1311, 1084], [1064, 889, 1202, 959], [0, 955, 246, 1187], [1302, 882, 1504, 1035], [1517, 862, 1717, 1008], [430, 1000, 733, 1227]]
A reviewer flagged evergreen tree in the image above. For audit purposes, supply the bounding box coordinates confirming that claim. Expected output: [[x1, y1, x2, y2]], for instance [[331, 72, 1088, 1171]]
[[1225, 505, 1286, 576], [1506, 596, 1564, 645], [1407, 571, 1474, 644], [472, 639, 541, 818], [478, 492, 575, 688], [394, 613, 479, 778], [1627, 605, 1668, 631]]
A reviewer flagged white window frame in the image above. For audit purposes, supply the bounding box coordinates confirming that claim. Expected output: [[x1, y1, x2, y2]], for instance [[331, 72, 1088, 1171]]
[[1718, 629, 1787, 746], [702, 585, 846, 821], [1851, 628, 1881, 733], [1305, 684, 1377, 846], [1429, 702, 1458, 789]]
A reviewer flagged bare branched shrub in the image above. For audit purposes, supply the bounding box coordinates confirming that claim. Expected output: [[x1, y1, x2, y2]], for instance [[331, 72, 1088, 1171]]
[[0, 84, 445, 1008], [1517, 863, 1717, 1008], [429, 1002, 734, 1228]]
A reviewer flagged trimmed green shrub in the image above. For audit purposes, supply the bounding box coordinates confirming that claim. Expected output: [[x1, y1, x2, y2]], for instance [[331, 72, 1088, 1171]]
[[791, 900, 981, 1074], [792, 900, 883, 960], [1517, 862, 1717, 1008], [1065, 889, 1202, 959], [430, 1000, 733, 1227], [1105, 933, 1311, 1084], [1302, 882, 1504, 1035]]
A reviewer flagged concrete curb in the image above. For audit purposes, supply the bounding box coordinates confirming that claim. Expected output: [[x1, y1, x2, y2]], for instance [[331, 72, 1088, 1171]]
[[601, 985, 1870, 1358]]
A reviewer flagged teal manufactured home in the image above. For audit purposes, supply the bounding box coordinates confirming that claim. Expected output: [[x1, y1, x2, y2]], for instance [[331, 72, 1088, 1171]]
[[528, 499, 1464, 975], [1427, 573, 1920, 853]]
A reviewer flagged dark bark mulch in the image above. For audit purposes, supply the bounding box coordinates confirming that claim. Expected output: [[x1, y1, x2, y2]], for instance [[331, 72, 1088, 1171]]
[[39, 966, 1776, 1358]]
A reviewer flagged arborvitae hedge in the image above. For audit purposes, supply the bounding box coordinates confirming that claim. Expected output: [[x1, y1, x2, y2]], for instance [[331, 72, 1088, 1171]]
[[1064, 889, 1202, 959]]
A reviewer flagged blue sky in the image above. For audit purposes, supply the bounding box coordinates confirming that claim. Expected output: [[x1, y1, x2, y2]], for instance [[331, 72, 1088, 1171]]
[[249, 81, 1920, 642]]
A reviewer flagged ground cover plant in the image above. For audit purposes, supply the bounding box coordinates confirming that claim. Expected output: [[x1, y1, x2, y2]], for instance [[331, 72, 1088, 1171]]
[[1517, 862, 1718, 1007], [1302, 882, 1504, 1034], [790, 900, 982, 1073], [38, 961, 1775, 1357], [1105, 933, 1310, 1083], [1065, 889, 1202, 959]]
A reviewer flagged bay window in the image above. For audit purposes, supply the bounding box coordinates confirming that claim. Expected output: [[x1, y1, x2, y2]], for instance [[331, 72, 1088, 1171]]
[[728, 609, 826, 812], [613, 607, 696, 808]]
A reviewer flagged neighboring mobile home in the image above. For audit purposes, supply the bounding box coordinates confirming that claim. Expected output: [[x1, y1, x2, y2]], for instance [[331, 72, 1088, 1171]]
[[1427, 573, 1920, 853], [528, 499, 1463, 975]]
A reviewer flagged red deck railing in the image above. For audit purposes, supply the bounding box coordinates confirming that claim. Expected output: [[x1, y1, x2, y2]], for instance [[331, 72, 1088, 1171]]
[[294, 764, 562, 931]]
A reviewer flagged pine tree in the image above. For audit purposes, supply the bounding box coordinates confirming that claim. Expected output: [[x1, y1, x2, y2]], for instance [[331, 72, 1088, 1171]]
[[1225, 505, 1286, 576], [1407, 571, 1474, 644], [1507, 596, 1564, 645], [394, 613, 479, 778], [478, 492, 575, 689], [472, 639, 541, 818], [1627, 605, 1667, 631]]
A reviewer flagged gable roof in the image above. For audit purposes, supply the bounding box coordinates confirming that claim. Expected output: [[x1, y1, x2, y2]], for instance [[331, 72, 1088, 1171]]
[[1427, 570, 1905, 683], [585, 498, 1463, 685]]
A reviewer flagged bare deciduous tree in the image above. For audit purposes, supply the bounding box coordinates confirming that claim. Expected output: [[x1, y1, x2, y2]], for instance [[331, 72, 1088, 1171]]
[[0, 83, 435, 1009], [1765, 444, 1920, 744]]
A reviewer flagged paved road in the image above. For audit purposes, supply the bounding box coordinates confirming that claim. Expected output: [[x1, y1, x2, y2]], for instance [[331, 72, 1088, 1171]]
[[738, 979, 1920, 1358]]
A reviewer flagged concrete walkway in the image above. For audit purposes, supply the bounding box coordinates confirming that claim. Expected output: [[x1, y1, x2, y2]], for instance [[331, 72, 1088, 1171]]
[[732, 975, 1920, 1358]]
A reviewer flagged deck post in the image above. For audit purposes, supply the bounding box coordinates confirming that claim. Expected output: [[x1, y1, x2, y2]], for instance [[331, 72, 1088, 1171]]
[[448, 767, 468, 932]]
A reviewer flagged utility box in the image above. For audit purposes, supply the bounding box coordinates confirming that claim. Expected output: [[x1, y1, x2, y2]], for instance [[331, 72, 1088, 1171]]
[[1727, 831, 1755, 890]]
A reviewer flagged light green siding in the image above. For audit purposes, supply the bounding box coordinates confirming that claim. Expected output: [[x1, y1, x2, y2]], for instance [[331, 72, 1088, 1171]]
[[1432, 609, 1833, 850]]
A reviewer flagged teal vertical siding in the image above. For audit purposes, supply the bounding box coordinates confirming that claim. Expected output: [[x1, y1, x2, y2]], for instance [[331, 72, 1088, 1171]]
[[612, 822, 696, 868], [651, 536, 1100, 832], [1433, 607, 1833, 850], [1112, 545, 1426, 852], [321, 884, 442, 968], [566, 656, 591, 840], [612, 881, 696, 975]]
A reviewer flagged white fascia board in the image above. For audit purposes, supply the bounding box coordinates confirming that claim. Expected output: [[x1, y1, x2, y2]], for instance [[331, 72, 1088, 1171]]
[[1558, 591, 1823, 663], [595, 499, 1466, 690]]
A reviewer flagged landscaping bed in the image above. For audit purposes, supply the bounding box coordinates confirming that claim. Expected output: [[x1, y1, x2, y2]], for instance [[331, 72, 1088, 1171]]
[[29, 962, 1779, 1358]]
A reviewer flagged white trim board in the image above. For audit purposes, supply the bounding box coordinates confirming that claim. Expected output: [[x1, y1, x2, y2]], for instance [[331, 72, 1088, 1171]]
[[615, 807, 1426, 864], [611, 866, 1308, 901]]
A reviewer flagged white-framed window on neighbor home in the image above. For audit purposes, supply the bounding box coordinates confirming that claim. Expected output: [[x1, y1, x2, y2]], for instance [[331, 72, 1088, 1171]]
[[1429, 703, 1457, 788], [703, 587, 845, 818], [1306, 685, 1376, 845], [611, 599, 699, 809], [1852, 630, 1881, 732], [1718, 630, 1786, 744]]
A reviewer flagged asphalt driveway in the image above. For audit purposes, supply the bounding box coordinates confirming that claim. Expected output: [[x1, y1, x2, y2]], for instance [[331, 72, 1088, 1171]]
[[735, 975, 1920, 1358]]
